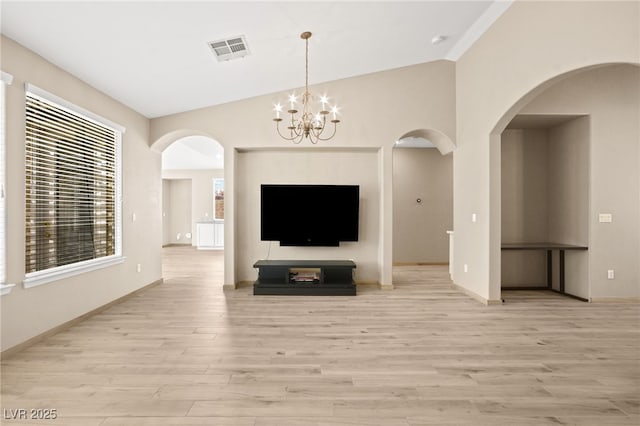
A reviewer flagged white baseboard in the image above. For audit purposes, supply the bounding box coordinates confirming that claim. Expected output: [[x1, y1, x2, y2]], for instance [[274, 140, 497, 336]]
[[451, 282, 503, 305], [590, 297, 640, 303]]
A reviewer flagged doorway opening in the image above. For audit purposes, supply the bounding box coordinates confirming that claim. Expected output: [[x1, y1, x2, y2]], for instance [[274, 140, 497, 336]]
[[161, 135, 225, 284], [392, 134, 453, 288]]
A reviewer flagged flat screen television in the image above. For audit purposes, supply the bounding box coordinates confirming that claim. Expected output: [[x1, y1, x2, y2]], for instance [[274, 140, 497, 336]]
[[261, 184, 359, 246]]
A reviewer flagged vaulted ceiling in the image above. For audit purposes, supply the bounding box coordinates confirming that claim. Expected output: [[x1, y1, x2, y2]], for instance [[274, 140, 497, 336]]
[[1, 1, 511, 118]]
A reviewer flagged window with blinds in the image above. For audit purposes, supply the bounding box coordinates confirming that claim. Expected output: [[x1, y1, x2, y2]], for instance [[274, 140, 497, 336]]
[[25, 90, 121, 278]]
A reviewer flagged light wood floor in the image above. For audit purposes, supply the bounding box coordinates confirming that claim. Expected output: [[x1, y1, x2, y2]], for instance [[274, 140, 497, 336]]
[[1, 246, 639, 425]]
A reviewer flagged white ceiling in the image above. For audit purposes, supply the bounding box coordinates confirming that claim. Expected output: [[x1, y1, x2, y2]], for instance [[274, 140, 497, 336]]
[[1, 1, 511, 119]]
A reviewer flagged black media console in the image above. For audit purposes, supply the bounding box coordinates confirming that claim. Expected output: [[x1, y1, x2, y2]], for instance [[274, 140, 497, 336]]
[[253, 260, 356, 296]]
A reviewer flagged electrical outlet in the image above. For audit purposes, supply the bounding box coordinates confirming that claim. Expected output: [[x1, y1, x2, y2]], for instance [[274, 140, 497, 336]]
[[471, 213, 477, 223], [137, 264, 141, 273], [464, 264, 469, 273], [607, 269, 614, 279]]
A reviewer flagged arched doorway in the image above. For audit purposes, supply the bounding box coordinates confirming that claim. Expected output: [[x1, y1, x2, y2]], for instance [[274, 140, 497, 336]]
[[490, 63, 640, 302], [157, 133, 226, 287], [392, 129, 455, 286]]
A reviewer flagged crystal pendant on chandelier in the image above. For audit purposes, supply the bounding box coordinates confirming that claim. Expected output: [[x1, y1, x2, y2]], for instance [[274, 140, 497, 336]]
[[273, 31, 340, 144]]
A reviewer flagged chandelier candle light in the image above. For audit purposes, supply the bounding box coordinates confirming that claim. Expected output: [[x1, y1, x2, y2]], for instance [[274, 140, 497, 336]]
[[273, 31, 340, 144]]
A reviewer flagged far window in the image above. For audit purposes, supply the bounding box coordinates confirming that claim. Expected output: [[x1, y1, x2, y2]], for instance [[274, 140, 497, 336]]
[[214, 178, 224, 220], [24, 87, 122, 283]]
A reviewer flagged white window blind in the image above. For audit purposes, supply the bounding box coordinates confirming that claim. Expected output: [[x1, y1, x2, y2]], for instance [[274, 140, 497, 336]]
[[25, 87, 122, 283]]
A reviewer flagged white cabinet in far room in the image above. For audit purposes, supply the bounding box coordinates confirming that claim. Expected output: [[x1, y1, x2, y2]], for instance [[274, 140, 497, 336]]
[[196, 222, 224, 249]]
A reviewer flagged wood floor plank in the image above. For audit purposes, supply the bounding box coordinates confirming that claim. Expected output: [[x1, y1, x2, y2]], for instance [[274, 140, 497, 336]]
[[0, 418, 106, 426], [101, 417, 256, 426], [1, 246, 638, 425], [254, 417, 411, 426], [188, 399, 335, 417], [474, 399, 627, 416]]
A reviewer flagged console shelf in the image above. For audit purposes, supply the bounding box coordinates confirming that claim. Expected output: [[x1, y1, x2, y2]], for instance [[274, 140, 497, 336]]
[[253, 260, 356, 296]]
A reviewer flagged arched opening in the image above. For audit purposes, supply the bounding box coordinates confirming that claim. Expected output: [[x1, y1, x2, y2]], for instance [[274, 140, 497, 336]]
[[392, 129, 454, 287], [490, 63, 640, 302], [157, 133, 226, 288], [399, 128, 456, 155]]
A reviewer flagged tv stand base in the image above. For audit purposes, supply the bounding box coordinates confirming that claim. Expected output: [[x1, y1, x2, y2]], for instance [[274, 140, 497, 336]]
[[253, 260, 356, 296]]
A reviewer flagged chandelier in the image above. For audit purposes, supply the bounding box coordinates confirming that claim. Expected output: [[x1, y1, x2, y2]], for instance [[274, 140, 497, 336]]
[[273, 31, 340, 144]]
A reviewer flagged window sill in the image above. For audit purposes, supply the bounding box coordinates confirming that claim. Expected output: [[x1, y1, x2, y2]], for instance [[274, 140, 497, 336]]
[[0, 283, 16, 296], [23, 256, 126, 289]]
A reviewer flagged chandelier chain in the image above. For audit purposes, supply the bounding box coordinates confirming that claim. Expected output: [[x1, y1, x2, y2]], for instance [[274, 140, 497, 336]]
[[305, 35, 309, 96]]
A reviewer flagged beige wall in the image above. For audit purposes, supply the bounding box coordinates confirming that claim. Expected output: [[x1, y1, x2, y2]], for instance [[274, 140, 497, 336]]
[[162, 179, 171, 246], [547, 117, 590, 246], [162, 179, 192, 245], [392, 148, 453, 263], [162, 169, 224, 246], [1, 36, 160, 351], [501, 129, 549, 287], [520, 65, 639, 299], [149, 60, 457, 288], [455, 0, 639, 302], [501, 129, 549, 243]]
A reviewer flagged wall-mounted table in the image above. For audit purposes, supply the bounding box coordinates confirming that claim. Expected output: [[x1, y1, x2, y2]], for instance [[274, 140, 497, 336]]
[[501, 242, 588, 301]]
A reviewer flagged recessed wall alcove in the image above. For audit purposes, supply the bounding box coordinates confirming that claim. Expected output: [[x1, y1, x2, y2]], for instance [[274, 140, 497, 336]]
[[494, 64, 640, 302], [234, 147, 381, 285], [501, 114, 590, 299]]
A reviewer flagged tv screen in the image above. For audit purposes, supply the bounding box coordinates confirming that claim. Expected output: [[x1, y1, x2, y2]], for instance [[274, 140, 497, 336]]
[[261, 184, 359, 246]]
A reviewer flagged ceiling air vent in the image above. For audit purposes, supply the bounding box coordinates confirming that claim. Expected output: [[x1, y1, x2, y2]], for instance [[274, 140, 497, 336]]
[[208, 35, 250, 62]]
